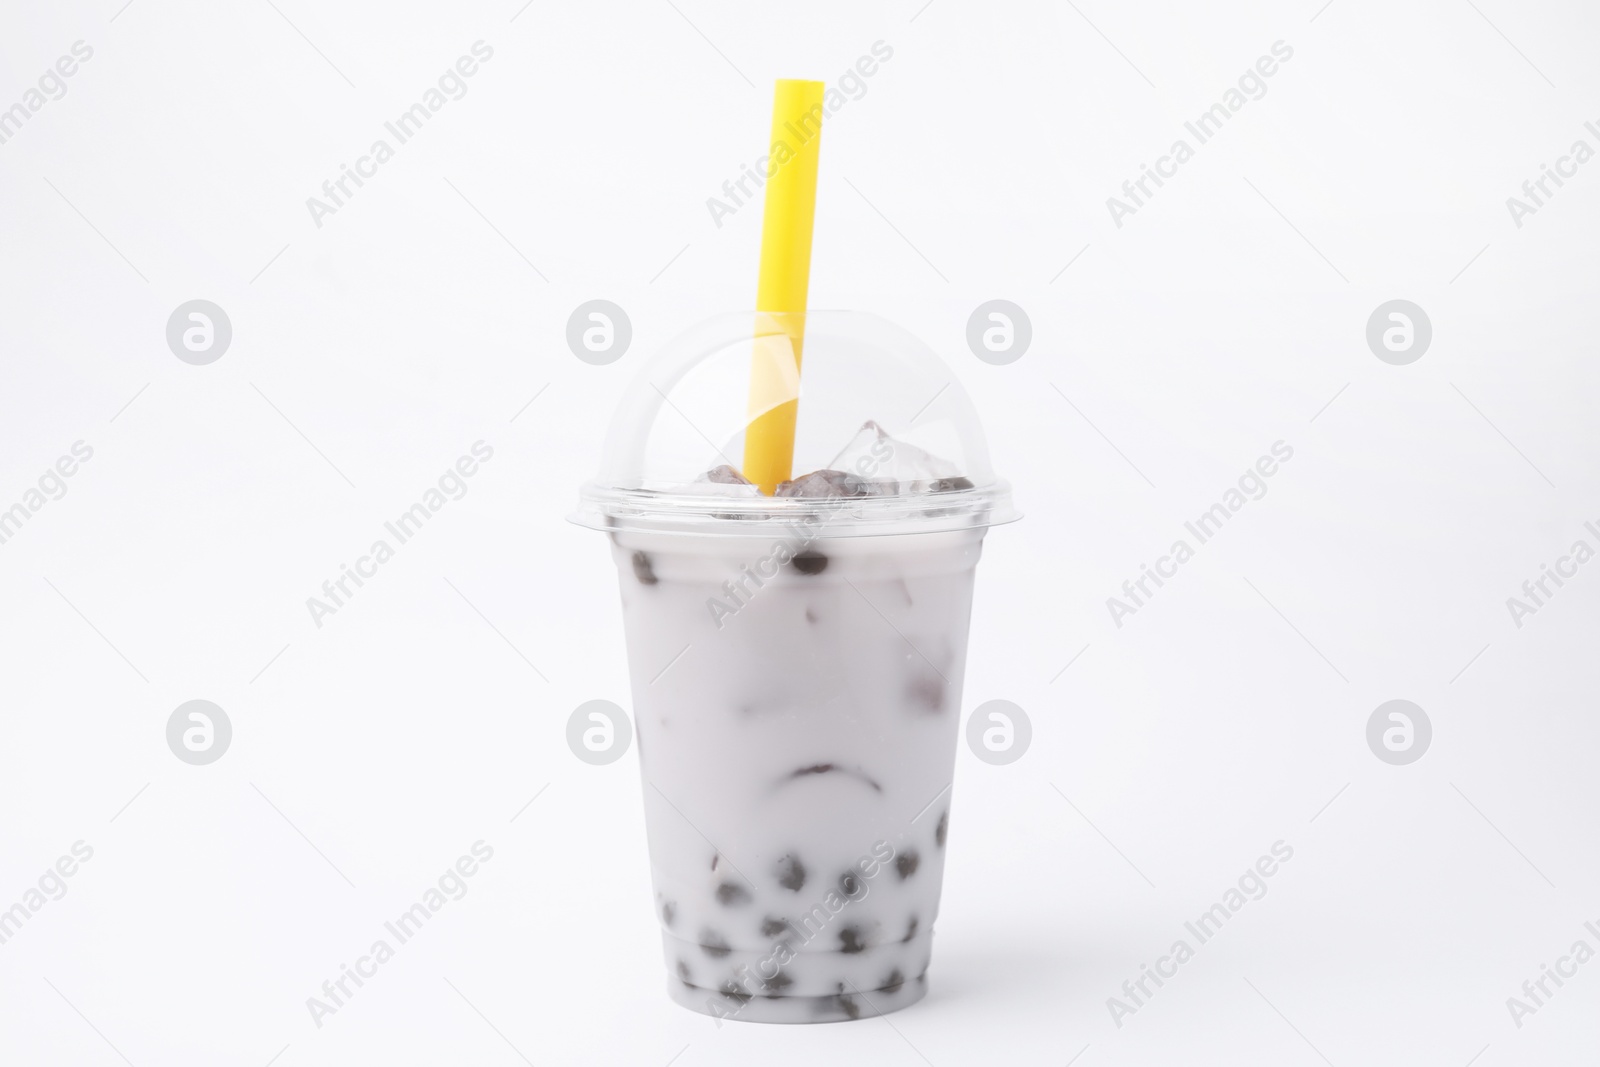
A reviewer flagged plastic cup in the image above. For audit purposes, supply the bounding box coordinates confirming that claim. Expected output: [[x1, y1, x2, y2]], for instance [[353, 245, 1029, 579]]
[[573, 312, 1016, 1023]]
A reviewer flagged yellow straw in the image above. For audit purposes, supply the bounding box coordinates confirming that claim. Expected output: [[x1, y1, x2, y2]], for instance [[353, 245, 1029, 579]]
[[743, 79, 825, 495]]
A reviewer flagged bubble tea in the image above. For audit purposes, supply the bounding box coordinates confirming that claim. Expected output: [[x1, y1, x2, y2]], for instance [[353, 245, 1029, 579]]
[[575, 313, 1016, 1022]]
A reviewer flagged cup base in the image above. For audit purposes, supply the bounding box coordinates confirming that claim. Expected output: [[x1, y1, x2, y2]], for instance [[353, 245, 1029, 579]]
[[667, 973, 928, 1024]]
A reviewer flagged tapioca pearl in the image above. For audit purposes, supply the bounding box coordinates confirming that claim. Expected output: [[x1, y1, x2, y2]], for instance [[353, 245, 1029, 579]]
[[631, 551, 658, 585], [761, 970, 794, 996], [895, 850, 920, 880], [676, 959, 692, 982], [810, 991, 843, 1018], [805, 607, 819, 624], [879, 968, 905, 994], [662, 901, 676, 927], [907, 674, 946, 713], [699, 929, 732, 958], [902, 915, 918, 942], [718, 979, 753, 1005], [835, 985, 863, 1020], [760, 916, 790, 938], [715, 882, 752, 906], [775, 853, 807, 891], [786, 763, 882, 793], [838, 925, 867, 954], [791, 550, 828, 575], [936, 809, 948, 847], [837, 871, 863, 898]]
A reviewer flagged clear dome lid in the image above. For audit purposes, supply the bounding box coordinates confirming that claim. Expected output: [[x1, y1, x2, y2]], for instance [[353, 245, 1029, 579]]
[[573, 310, 1018, 537]]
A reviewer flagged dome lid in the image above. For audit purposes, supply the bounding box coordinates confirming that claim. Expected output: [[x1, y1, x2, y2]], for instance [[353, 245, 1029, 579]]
[[574, 310, 1017, 537]]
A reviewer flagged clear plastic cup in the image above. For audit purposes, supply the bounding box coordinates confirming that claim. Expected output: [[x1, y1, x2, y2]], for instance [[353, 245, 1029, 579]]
[[573, 311, 1016, 1023]]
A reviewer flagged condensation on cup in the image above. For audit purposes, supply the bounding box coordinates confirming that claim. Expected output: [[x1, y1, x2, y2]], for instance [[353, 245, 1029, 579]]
[[573, 311, 1018, 1023]]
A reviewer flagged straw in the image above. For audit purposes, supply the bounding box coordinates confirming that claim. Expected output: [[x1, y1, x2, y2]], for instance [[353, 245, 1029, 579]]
[[743, 79, 825, 495]]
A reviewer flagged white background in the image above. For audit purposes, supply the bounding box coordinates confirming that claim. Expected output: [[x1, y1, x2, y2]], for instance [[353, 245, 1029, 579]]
[[2, 0, 1599, 1064]]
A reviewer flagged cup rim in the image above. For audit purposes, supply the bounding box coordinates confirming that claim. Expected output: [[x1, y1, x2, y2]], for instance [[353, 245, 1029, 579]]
[[571, 479, 1019, 538]]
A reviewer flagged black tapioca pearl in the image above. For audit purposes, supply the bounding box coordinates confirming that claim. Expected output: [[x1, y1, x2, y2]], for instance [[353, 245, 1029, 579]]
[[907, 674, 946, 713], [775, 853, 807, 891], [699, 929, 731, 958], [676, 959, 692, 981], [662, 901, 676, 927], [631, 551, 658, 585], [902, 915, 919, 942], [895, 850, 920, 880], [836, 987, 862, 1020], [791, 550, 828, 575], [936, 809, 948, 847], [786, 763, 883, 793], [838, 925, 867, 954], [715, 882, 751, 906], [879, 968, 905, 995], [805, 607, 818, 624], [760, 916, 791, 938], [718, 979, 753, 1005], [838, 871, 863, 898], [711, 854, 720, 871], [762, 970, 793, 996], [929, 476, 974, 492]]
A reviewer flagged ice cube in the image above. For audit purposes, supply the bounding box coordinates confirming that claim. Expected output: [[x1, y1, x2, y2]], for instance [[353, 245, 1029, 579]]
[[674, 462, 763, 519], [684, 425, 970, 504], [825, 420, 963, 493], [677, 463, 760, 499], [912, 476, 974, 493], [773, 469, 875, 498], [701, 464, 752, 486]]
